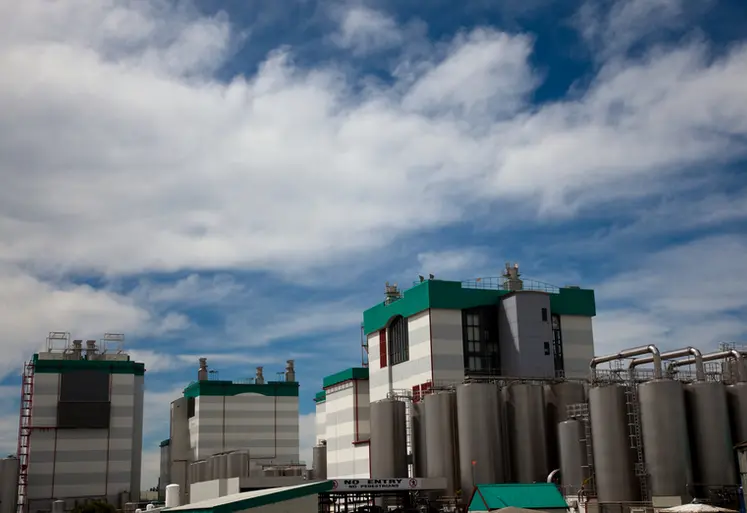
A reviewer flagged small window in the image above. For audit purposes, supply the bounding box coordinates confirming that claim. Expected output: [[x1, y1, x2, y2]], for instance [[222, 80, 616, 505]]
[[541, 308, 548, 322], [544, 342, 551, 356], [379, 329, 387, 368]]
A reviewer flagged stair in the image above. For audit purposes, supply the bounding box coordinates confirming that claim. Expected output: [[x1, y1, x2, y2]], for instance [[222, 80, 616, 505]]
[[17, 361, 35, 513]]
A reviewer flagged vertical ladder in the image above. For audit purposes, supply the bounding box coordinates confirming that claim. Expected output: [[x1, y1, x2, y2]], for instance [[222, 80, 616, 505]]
[[17, 361, 35, 513], [625, 385, 648, 502], [568, 403, 595, 495]]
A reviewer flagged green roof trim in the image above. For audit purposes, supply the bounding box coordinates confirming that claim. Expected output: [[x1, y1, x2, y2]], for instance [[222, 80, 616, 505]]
[[322, 367, 369, 389], [183, 380, 299, 398], [468, 483, 568, 511], [169, 480, 334, 513], [32, 354, 146, 375], [315, 391, 326, 403], [159, 439, 170, 447], [363, 279, 595, 334]]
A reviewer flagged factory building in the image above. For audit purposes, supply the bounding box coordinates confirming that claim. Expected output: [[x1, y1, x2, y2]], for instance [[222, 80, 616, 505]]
[[16, 332, 145, 513], [162, 359, 303, 505]]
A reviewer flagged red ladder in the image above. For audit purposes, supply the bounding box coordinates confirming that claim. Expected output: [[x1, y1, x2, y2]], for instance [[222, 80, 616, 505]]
[[17, 361, 35, 513]]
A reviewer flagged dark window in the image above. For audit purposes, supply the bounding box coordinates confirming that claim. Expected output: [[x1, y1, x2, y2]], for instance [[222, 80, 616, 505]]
[[60, 370, 110, 402], [379, 329, 387, 368], [552, 314, 565, 377], [388, 316, 409, 365], [541, 308, 548, 322], [187, 397, 196, 418], [57, 401, 111, 429], [544, 342, 551, 355], [462, 306, 500, 375]]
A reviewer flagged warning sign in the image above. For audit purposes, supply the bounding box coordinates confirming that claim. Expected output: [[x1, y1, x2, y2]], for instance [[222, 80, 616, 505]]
[[331, 478, 424, 491]]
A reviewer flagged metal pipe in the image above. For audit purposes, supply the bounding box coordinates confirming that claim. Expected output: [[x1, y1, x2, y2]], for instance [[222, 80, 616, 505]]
[[628, 347, 705, 381], [590, 345, 662, 380], [671, 350, 746, 382]]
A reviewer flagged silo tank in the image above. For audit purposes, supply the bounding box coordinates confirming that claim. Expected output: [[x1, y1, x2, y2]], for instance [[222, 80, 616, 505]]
[[558, 420, 587, 494], [638, 379, 692, 499], [545, 382, 586, 471], [197, 460, 208, 482], [219, 454, 229, 479], [370, 399, 408, 478], [456, 383, 504, 495], [209, 455, 221, 480], [312, 444, 327, 480], [588, 384, 639, 502], [0, 457, 19, 513], [504, 383, 549, 483], [228, 452, 248, 478], [411, 401, 428, 478], [425, 391, 459, 496], [686, 381, 736, 491], [726, 383, 747, 445]]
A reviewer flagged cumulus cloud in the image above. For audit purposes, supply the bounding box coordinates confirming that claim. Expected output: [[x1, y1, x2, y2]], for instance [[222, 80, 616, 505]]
[[330, 6, 405, 56]]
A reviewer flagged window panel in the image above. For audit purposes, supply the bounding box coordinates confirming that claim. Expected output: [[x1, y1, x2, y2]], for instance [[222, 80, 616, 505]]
[[388, 316, 409, 366], [462, 306, 500, 376]]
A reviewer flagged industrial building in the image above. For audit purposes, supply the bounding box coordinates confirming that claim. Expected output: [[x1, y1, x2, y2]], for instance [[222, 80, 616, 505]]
[[161, 359, 304, 505], [4, 332, 146, 513]]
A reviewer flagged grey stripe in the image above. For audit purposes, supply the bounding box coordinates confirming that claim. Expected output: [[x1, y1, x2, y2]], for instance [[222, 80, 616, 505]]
[[212, 410, 298, 419], [197, 439, 299, 448], [31, 449, 133, 464], [409, 324, 431, 345], [33, 428, 134, 439], [33, 405, 134, 419], [431, 320, 463, 340], [195, 424, 298, 435], [324, 407, 371, 426], [111, 385, 134, 395], [29, 471, 131, 487], [34, 383, 59, 395]]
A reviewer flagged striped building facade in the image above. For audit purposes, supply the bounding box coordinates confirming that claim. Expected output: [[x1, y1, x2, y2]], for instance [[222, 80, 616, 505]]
[[26, 353, 145, 511], [314, 392, 326, 444]]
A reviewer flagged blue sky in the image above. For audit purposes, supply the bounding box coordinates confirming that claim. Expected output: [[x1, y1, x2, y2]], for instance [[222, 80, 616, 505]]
[[1, 0, 746, 487]]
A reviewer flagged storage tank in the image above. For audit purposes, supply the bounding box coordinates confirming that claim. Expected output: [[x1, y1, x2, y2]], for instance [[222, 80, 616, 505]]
[[504, 383, 548, 483], [228, 451, 249, 478], [424, 391, 459, 495], [411, 401, 428, 477], [545, 381, 586, 471], [219, 454, 229, 479], [685, 381, 737, 492], [370, 399, 408, 478], [558, 420, 587, 494], [727, 382, 747, 445], [638, 379, 692, 499], [209, 454, 221, 480], [197, 460, 208, 482], [313, 443, 328, 480], [456, 383, 504, 494], [0, 456, 19, 513], [589, 384, 639, 502]]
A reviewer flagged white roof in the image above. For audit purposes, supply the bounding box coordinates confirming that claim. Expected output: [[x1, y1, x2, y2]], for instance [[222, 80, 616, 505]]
[[660, 503, 738, 513]]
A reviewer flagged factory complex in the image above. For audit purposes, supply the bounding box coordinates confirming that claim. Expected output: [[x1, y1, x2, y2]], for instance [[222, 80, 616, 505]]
[[2, 264, 747, 513]]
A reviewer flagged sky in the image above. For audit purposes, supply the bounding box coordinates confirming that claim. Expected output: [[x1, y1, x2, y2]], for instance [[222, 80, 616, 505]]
[[0, 0, 746, 490]]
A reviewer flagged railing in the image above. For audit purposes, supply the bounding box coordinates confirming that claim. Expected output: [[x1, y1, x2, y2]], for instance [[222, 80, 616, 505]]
[[461, 276, 561, 294]]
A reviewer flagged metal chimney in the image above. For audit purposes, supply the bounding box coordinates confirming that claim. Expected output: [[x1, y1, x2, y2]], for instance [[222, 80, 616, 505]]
[[256, 366, 265, 384], [72, 340, 83, 360], [285, 360, 296, 382], [85, 340, 97, 360], [198, 358, 208, 381], [502, 262, 524, 291]]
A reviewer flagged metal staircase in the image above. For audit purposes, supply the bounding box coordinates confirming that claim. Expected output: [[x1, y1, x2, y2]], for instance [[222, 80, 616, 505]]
[[625, 384, 649, 502], [17, 360, 35, 513]]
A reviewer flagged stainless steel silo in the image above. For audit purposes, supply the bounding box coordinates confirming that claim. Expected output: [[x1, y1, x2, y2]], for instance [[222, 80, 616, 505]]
[[686, 381, 737, 491], [425, 391, 459, 496], [504, 383, 549, 483], [727, 382, 747, 445], [456, 383, 504, 494], [370, 399, 408, 478], [558, 419, 587, 494], [313, 444, 328, 480], [219, 454, 230, 479], [209, 454, 221, 480], [545, 382, 586, 471], [228, 451, 249, 478], [411, 401, 428, 477], [638, 379, 692, 499], [589, 384, 640, 502], [197, 460, 208, 482]]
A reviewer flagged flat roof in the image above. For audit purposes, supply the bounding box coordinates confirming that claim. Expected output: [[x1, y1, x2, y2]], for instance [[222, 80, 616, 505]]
[[183, 380, 299, 398], [322, 367, 368, 389], [32, 354, 146, 376]]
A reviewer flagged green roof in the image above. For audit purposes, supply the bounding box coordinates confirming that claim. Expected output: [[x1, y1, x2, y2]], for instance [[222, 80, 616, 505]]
[[160, 439, 170, 447], [322, 367, 369, 389], [468, 483, 568, 511], [32, 354, 146, 375], [315, 391, 326, 403], [363, 279, 596, 334], [183, 380, 299, 398], [166, 480, 334, 513]]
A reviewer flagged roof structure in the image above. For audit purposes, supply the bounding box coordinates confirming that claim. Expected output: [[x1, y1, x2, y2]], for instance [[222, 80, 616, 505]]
[[322, 367, 369, 389], [165, 481, 334, 513], [32, 353, 146, 375], [467, 483, 569, 512], [183, 380, 299, 398]]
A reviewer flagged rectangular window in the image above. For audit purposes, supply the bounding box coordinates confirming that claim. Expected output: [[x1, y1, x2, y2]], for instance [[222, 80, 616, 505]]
[[389, 316, 410, 366], [412, 385, 421, 403], [544, 342, 551, 356], [462, 306, 500, 375], [552, 314, 565, 377], [379, 329, 387, 368], [541, 308, 548, 322]]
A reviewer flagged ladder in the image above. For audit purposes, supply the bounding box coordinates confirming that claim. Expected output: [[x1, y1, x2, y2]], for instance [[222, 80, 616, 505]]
[[17, 361, 35, 513], [568, 403, 595, 495], [625, 385, 649, 502]]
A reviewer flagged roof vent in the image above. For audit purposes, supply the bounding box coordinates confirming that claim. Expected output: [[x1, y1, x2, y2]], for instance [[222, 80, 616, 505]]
[[502, 262, 523, 291]]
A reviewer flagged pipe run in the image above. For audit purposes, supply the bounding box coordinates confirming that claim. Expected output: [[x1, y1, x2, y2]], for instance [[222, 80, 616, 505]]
[[590, 345, 662, 380], [628, 347, 705, 381], [672, 349, 746, 382]]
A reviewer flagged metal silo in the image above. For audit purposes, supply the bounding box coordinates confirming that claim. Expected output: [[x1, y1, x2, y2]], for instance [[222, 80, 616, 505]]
[[312, 443, 327, 480], [727, 382, 747, 445], [504, 383, 549, 483], [425, 391, 459, 496], [197, 460, 208, 482], [638, 379, 692, 499], [558, 420, 587, 494], [209, 454, 220, 480], [411, 401, 428, 477], [370, 399, 408, 478], [589, 384, 639, 502], [685, 381, 737, 492], [228, 451, 249, 478], [545, 381, 586, 471], [456, 383, 504, 494]]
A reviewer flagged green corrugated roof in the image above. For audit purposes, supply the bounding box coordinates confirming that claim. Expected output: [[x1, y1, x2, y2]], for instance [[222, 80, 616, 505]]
[[183, 380, 299, 398], [363, 279, 596, 334], [159, 439, 170, 447], [322, 367, 368, 389], [32, 354, 146, 375], [315, 391, 326, 403], [468, 483, 568, 511]]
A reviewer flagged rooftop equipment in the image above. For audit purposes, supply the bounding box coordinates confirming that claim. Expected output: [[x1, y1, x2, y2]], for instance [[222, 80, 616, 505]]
[[285, 360, 295, 382], [255, 367, 265, 384], [589, 345, 662, 381], [502, 262, 523, 291], [198, 358, 208, 381], [85, 339, 97, 359]]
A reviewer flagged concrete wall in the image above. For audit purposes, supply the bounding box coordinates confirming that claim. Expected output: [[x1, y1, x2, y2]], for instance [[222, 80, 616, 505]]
[[170, 397, 191, 506], [242, 494, 317, 513], [559, 315, 595, 379], [499, 292, 555, 378], [190, 478, 240, 503], [324, 379, 370, 478]]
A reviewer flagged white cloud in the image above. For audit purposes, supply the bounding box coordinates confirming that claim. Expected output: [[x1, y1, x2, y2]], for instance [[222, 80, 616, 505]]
[[415, 248, 493, 281], [330, 6, 405, 56]]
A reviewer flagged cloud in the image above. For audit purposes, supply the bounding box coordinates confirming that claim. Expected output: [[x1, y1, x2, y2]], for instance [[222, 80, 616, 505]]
[[415, 248, 493, 281], [330, 6, 405, 56]]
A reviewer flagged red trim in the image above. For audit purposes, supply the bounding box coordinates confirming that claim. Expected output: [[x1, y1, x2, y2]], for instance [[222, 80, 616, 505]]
[[352, 439, 370, 445], [412, 385, 421, 403], [379, 329, 387, 368]]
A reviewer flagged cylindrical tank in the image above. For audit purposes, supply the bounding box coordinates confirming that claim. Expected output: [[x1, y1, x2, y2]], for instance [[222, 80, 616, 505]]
[[411, 401, 428, 477], [197, 460, 208, 482], [685, 381, 737, 490], [456, 383, 504, 494], [638, 379, 692, 498], [558, 420, 587, 494], [504, 383, 548, 483], [313, 444, 328, 480], [188, 463, 196, 485], [545, 382, 586, 471], [589, 384, 639, 502], [52, 501, 64, 513], [228, 451, 249, 478], [0, 457, 19, 513], [727, 383, 747, 445], [425, 391, 459, 496], [209, 454, 221, 480], [219, 454, 229, 479], [165, 484, 180, 508], [370, 399, 408, 478]]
